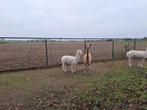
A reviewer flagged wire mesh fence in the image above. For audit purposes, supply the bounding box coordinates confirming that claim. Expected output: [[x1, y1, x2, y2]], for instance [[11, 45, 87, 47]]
[[0, 37, 147, 72]]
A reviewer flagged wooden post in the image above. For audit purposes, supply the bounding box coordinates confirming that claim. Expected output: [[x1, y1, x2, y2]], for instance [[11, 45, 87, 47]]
[[45, 39, 48, 66], [134, 39, 136, 50], [112, 39, 115, 60]]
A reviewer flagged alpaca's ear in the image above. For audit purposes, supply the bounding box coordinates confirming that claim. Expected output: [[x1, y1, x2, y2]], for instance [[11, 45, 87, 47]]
[[88, 44, 91, 48]]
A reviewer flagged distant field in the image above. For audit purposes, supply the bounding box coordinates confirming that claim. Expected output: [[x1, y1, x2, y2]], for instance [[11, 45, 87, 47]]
[[0, 40, 147, 71]]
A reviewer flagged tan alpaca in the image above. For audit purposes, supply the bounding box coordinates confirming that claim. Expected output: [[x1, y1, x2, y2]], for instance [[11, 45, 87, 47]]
[[83, 44, 92, 72]]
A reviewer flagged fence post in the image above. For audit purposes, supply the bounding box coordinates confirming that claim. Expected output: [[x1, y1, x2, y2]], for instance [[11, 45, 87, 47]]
[[133, 39, 136, 50], [112, 39, 115, 60], [60, 37, 62, 42], [45, 39, 48, 66]]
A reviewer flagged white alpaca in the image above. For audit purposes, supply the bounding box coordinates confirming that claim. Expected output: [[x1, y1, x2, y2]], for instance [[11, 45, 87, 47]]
[[61, 50, 83, 73], [126, 47, 147, 67]]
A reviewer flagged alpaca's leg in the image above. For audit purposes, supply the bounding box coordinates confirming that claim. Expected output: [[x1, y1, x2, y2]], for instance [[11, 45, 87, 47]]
[[138, 60, 140, 66], [87, 64, 90, 71], [86, 62, 89, 71], [138, 58, 144, 67], [84, 64, 87, 73], [75, 65, 77, 72], [128, 57, 132, 67], [138, 61, 141, 67], [88, 62, 92, 70], [140, 58, 144, 67], [71, 64, 74, 73], [138, 58, 141, 66], [85, 64, 88, 72], [84, 64, 87, 71], [88, 65, 91, 71], [128, 58, 129, 66], [62, 63, 67, 72]]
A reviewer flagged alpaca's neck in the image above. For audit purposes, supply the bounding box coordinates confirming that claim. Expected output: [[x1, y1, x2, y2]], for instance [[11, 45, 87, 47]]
[[86, 49, 89, 64], [75, 53, 81, 62]]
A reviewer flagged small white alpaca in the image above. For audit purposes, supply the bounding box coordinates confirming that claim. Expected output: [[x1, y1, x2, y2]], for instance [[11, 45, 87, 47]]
[[126, 47, 147, 67], [83, 44, 92, 72], [61, 50, 83, 73]]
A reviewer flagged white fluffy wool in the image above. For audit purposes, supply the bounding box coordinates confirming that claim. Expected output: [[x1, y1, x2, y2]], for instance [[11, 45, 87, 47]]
[[126, 50, 147, 58], [61, 50, 83, 73], [126, 48, 147, 67]]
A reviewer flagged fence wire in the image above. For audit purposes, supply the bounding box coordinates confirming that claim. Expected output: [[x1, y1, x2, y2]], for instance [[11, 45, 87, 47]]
[[0, 37, 147, 72]]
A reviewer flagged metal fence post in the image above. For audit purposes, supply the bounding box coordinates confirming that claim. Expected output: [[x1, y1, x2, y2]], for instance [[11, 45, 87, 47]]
[[45, 39, 48, 66], [60, 37, 62, 42], [112, 39, 115, 60], [134, 39, 136, 50]]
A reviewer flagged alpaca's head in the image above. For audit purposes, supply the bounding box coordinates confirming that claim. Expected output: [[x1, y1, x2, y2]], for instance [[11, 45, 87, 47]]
[[85, 44, 91, 53], [76, 50, 83, 56], [85, 44, 91, 48], [87, 44, 91, 49]]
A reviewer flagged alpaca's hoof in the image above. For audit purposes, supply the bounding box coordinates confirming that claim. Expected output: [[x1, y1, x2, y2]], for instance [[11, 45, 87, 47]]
[[84, 70, 87, 74], [129, 64, 132, 67], [138, 64, 143, 67], [63, 69, 68, 72]]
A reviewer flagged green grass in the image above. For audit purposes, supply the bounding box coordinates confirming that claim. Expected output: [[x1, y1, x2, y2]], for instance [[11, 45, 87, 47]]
[[70, 67, 147, 110], [0, 40, 9, 44]]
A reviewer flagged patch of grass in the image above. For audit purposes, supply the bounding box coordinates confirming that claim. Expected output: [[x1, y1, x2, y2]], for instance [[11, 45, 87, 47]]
[[0, 40, 9, 44], [70, 67, 147, 110]]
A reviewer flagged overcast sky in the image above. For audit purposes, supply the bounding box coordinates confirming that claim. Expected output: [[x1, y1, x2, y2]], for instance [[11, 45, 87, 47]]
[[0, 0, 147, 38]]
